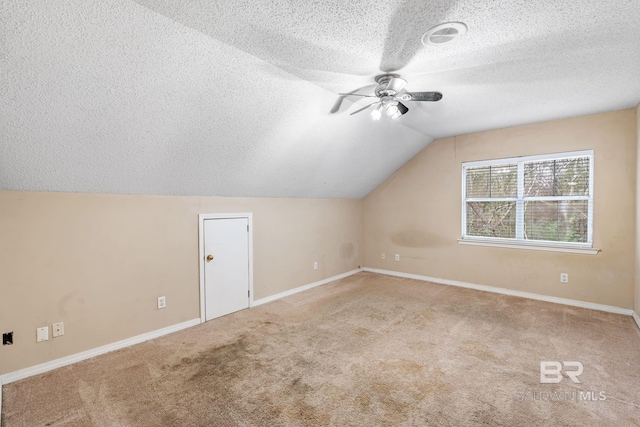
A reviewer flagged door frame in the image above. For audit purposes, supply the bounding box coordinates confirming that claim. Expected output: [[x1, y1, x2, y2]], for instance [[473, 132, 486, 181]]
[[198, 213, 254, 323]]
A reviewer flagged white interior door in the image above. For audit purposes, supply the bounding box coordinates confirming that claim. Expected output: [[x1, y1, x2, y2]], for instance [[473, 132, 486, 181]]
[[204, 217, 250, 321]]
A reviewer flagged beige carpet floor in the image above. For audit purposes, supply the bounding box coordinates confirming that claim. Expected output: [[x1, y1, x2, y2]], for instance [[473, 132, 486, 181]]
[[3, 272, 640, 426]]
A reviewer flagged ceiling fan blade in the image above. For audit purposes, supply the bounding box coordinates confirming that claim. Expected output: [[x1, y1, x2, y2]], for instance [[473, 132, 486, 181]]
[[330, 85, 377, 114], [338, 93, 376, 98], [385, 77, 407, 93], [350, 101, 380, 116], [397, 101, 409, 115], [405, 92, 443, 102]]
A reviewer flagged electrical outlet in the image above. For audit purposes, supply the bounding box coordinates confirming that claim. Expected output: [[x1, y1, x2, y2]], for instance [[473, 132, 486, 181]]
[[395, 254, 400, 261], [313, 261, 318, 270], [560, 273, 569, 283], [52, 322, 64, 338], [2, 332, 13, 345], [381, 253, 385, 260], [36, 326, 49, 342], [157, 296, 166, 309]]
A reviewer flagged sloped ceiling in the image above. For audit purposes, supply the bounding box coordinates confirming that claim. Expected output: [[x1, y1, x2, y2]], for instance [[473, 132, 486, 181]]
[[2, 0, 640, 198]]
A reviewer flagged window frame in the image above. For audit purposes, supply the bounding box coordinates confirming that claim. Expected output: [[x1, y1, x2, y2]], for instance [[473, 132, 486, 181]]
[[461, 150, 595, 251]]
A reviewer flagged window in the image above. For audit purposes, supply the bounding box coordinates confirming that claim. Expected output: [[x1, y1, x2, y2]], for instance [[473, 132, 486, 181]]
[[462, 151, 593, 248]]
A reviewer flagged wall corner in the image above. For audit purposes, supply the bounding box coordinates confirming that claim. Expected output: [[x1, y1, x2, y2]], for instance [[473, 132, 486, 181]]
[[635, 104, 640, 314]]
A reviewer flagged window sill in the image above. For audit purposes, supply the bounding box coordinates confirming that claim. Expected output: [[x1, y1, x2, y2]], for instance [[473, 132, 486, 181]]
[[457, 239, 600, 255]]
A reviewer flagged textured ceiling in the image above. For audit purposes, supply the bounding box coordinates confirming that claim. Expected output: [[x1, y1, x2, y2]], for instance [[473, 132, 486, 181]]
[[2, 0, 640, 198]]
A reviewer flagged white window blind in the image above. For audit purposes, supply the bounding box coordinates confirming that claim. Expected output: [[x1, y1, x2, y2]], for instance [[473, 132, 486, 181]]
[[462, 151, 593, 247]]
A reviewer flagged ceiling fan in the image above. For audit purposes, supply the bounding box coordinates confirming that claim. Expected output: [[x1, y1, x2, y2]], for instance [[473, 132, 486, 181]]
[[340, 74, 442, 120]]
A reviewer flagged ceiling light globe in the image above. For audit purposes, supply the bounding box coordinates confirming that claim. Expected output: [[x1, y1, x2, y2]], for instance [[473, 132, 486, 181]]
[[386, 105, 399, 116]]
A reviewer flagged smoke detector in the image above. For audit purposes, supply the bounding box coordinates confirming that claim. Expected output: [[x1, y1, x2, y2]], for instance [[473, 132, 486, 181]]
[[422, 22, 468, 46]]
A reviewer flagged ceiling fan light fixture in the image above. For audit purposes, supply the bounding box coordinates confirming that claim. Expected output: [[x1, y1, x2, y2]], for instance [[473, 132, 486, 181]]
[[397, 101, 409, 115], [421, 22, 467, 46], [389, 102, 409, 120], [371, 104, 383, 120], [386, 104, 399, 117]]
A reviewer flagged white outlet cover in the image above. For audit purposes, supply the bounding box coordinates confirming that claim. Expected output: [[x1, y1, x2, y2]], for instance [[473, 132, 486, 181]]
[[313, 262, 318, 270], [395, 254, 400, 261], [36, 326, 49, 342], [560, 273, 569, 283], [381, 253, 385, 259], [158, 296, 166, 309]]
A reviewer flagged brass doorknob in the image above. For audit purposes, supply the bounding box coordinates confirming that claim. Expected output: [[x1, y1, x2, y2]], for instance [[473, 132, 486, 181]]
[[206, 254, 214, 261]]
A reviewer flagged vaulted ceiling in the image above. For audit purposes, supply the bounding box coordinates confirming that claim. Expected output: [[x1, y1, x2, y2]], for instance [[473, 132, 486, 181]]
[[2, 0, 639, 198]]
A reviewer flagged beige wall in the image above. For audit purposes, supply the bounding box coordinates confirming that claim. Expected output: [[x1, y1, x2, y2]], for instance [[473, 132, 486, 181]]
[[0, 192, 362, 374], [364, 109, 637, 309]]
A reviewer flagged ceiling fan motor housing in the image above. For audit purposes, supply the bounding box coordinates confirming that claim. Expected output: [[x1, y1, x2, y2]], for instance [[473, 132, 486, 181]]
[[374, 73, 406, 97]]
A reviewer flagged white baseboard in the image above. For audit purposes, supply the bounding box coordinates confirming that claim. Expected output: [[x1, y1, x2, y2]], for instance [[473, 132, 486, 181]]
[[252, 268, 362, 307], [633, 311, 640, 330], [0, 318, 201, 386], [363, 268, 634, 317]]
